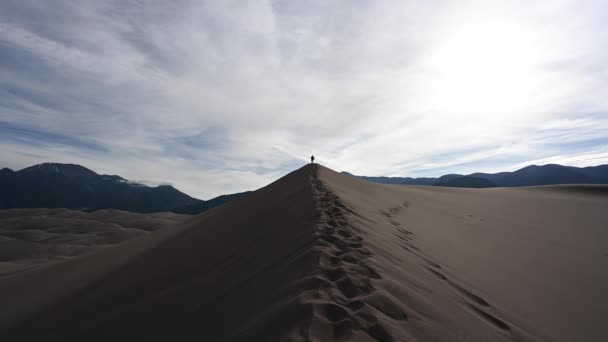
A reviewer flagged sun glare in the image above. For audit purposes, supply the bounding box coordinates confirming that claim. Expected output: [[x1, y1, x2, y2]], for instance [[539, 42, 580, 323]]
[[423, 21, 545, 117]]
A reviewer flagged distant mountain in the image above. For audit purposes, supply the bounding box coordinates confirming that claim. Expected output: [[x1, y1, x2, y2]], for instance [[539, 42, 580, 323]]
[[434, 176, 497, 188], [172, 191, 251, 215], [342, 164, 608, 188], [0, 163, 246, 214], [340, 172, 437, 185], [577, 165, 608, 182]]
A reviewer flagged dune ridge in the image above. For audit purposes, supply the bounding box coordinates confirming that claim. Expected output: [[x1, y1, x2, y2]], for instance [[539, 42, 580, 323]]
[[300, 165, 393, 340]]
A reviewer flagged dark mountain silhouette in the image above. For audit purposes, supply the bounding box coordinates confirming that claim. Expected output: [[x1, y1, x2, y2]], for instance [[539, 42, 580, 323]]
[[0, 163, 246, 214], [340, 172, 437, 185], [171, 191, 251, 214], [434, 176, 497, 188], [342, 163, 608, 188], [577, 165, 608, 182], [433, 174, 463, 184]]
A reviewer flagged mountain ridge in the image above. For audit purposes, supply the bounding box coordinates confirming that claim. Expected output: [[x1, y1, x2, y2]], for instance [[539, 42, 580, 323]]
[[0, 162, 246, 214], [343, 163, 608, 188]]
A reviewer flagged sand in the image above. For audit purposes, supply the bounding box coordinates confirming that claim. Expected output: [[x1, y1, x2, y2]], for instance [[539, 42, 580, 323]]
[[0, 208, 188, 275], [0, 164, 606, 341]]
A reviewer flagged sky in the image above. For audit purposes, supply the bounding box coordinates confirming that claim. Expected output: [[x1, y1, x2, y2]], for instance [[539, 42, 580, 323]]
[[1, 0, 607, 199]]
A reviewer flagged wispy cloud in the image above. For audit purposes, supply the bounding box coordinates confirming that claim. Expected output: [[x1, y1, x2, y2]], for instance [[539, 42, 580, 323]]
[[1, 0, 607, 197]]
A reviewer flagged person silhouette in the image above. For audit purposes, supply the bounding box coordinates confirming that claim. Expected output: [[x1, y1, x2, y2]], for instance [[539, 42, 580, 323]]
[[311, 155, 315, 164]]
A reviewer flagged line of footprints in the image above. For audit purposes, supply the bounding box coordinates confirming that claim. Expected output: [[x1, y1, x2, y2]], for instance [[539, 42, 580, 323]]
[[381, 206, 519, 339], [309, 169, 406, 341]]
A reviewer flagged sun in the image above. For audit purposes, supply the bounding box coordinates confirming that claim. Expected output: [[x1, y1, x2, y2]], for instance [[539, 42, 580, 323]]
[[422, 20, 546, 118]]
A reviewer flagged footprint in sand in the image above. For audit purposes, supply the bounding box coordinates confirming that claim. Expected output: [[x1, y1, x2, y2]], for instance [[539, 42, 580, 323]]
[[311, 168, 398, 340], [447, 280, 490, 307], [467, 303, 511, 332]]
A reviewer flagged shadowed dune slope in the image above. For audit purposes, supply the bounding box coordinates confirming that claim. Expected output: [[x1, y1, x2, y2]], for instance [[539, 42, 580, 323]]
[[1, 164, 607, 341], [0, 164, 321, 341]]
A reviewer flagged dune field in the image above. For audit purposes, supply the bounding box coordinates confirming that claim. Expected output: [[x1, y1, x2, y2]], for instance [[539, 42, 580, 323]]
[[0, 164, 606, 341]]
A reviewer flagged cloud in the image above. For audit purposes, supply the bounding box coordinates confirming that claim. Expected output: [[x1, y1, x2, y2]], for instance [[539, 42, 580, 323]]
[[1, 0, 607, 197]]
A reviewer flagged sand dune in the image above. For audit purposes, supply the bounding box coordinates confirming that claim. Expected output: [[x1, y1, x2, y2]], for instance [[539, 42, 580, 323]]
[[0, 208, 187, 275], [0, 164, 606, 341]]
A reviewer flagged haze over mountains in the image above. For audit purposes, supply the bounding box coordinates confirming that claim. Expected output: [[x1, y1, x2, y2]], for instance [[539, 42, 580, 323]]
[[0, 163, 248, 214], [344, 164, 608, 188]]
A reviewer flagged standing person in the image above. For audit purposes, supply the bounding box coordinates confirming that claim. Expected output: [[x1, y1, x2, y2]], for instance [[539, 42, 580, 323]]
[[311, 155, 315, 164]]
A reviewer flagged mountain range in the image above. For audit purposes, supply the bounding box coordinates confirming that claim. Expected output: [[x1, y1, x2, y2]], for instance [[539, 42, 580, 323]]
[[0, 163, 248, 214], [1, 162, 606, 215], [343, 163, 608, 188]]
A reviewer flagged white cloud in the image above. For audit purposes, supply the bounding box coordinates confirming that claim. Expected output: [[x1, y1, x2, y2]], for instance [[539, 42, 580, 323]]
[[511, 145, 608, 169], [1, 0, 607, 196]]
